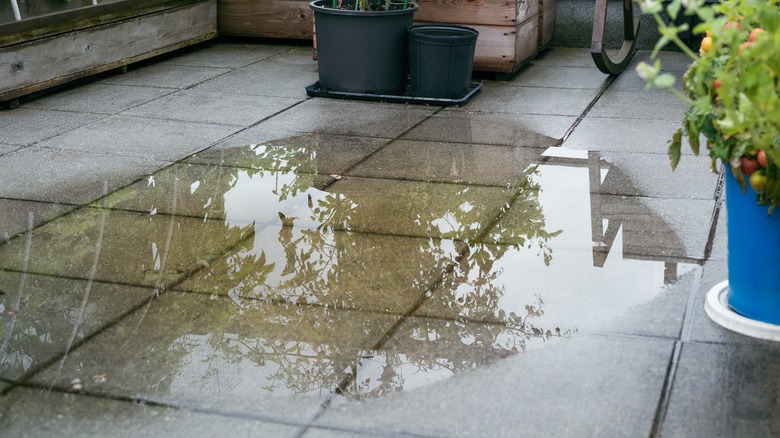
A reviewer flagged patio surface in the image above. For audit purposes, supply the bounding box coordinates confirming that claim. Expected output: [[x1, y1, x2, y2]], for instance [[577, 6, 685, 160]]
[[1, 41, 779, 437]]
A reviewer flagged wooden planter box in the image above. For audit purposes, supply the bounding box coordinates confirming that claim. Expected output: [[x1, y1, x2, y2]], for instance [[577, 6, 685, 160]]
[[415, 0, 540, 74], [218, 0, 313, 39], [0, 0, 217, 103]]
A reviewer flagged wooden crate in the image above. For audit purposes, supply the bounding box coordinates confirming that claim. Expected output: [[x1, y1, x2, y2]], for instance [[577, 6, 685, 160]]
[[538, 0, 555, 49], [0, 0, 217, 103], [415, 0, 539, 73], [218, 0, 313, 39]]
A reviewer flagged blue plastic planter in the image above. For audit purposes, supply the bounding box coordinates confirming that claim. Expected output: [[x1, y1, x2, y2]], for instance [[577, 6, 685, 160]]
[[726, 169, 780, 324]]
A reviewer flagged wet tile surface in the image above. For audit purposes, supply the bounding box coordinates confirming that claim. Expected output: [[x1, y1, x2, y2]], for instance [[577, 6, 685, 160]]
[[0, 273, 155, 381], [0, 43, 742, 435], [0, 199, 73, 240], [0, 148, 167, 204], [0, 387, 299, 437], [29, 292, 400, 423]]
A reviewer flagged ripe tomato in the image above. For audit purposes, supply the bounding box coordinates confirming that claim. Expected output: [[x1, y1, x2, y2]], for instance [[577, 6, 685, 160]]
[[700, 36, 714, 53], [741, 156, 759, 175], [739, 41, 752, 53], [713, 79, 722, 89], [749, 171, 768, 193], [758, 150, 767, 167], [749, 28, 765, 42]]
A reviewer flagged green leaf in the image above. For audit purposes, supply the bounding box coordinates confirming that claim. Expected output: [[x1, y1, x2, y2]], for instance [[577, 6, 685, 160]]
[[654, 73, 677, 89], [687, 119, 700, 155], [669, 128, 683, 171]]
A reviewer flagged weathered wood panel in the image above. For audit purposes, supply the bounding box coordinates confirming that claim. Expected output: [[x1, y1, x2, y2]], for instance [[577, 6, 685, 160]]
[[0, 0, 217, 102], [218, 0, 313, 39], [538, 0, 554, 48]]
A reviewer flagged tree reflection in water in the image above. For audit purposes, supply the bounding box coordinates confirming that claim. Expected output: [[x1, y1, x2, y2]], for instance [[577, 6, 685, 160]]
[[0, 136, 569, 401]]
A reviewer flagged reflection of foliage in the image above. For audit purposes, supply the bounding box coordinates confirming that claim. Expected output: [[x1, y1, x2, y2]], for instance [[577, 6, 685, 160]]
[[0, 139, 572, 400]]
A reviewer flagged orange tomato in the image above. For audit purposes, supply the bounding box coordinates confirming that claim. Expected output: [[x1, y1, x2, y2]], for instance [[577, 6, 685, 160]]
[[700, 36, 714, 53], [749, 27, 765, 42]]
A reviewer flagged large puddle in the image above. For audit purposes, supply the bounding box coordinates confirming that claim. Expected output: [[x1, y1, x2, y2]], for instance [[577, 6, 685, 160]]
[[0, 136, 701, 412]]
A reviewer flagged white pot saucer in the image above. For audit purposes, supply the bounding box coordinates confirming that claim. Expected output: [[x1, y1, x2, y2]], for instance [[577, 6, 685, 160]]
[[705, 280, 780, 342]]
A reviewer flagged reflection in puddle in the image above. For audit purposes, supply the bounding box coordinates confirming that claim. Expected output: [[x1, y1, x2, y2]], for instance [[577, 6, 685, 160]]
[[0, 138, 699, 407]]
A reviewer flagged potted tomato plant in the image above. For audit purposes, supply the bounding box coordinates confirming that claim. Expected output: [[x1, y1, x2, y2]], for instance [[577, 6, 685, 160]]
[[637, 0, 780, 330], [310, 0, 418, 94]]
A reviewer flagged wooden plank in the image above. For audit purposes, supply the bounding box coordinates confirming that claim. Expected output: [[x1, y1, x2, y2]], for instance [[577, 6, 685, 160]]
[[218, 0, 313, 39], [0, 0, 217, 102], [538, 0, 554, 48], [416, 0, 537, 27], [514, 13, 538, 69]]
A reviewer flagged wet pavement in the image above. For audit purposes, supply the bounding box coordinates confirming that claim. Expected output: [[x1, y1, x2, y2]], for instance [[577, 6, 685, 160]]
[[1, 41, 780, 437]]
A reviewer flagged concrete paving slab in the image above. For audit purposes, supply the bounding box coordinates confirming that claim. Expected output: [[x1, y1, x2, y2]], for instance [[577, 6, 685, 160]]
[[0, 207, 248, 288], [464, 83, 600, 116], [0, 147, 167, 204], [192, 130, 390, 176], [709, 204, 727, 262], [327, 176, 515, 240], [177, 232, 450, 315], [629, 50, 695, 73], [0, 272, 155, 381], [23, 83, 175, 115], [0, 387, 300, 438], [123, 89, 301, 127], [258, 99, 436, 139], [595, 150, 719, 199], [531, 47, 600, 68], [661, 341, 780, 437], [403, 112, 574, 147], [348, 140, 539, 187], [192, 58, 318, 99], [33, 115, 240, 161], [100, 63, 233, 89], [610, 68, 685, 94], [0, 108, 105, 147], [314, 335, 673, 437], [562, 116, 689, 154], [300, 428, 378, 438], [589, 89, 688, 121], [169, 43, 290, 68], [0, 144, 18, 155], [0, 199, 73, 240], [29, 292, 399, 424], [508, 65, 609, 89]]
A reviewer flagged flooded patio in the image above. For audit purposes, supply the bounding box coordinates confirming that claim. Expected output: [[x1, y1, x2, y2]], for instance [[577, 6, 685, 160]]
[[1, 42, 777, 437]]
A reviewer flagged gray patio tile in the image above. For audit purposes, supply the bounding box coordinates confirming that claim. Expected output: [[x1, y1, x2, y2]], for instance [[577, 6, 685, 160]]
[[661, 341, 780, 437], [610, 68, 685, 93], [100, 63, 232, 89], [300, 428, 379, 438], [588, 89, 688, 121], [531, 47, 599, 68], [170, 43, 289, 68], [508, 65, 609, 89], [0, 108, 105, 147], [192, 130, 390, 176], [416, 239, 700, 337], [0, 147, 167, 204], [29, 292, 400, 423], [402, 112, 574, 147], [629, 49, 695, 73], [464, 84, 600, 116], [709, 204, 727, 262], [315, 335, 673, 437], [23, 83, 175, 114], [0, 199, 73, 240], [193, 59, 318, 99], [348, 140, 540, 187], [33, 115, 240, 161], [0, 207, 247, 288], [0, 272, 155, 381], [483, 161, 715, 260], [0, 387, 299, 438], [0, 144, 18, 155], [562, 116, 689, 154], [594, 150, 719, 199], [327, 177, 515, 240], [258, 99, 436, 138], [177, 231, 449, 315], [123, 89, 301, 126]]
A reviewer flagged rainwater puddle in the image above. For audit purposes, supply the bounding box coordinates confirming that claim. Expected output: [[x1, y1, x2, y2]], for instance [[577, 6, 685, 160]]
[[0, 138, 699, 414]]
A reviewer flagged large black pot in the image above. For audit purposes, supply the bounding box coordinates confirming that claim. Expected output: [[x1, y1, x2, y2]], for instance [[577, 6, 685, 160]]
[[310, 0, 418, 94]]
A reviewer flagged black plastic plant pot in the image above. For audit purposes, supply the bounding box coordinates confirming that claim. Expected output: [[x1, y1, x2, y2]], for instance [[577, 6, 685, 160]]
[[310, 0, 418, 94], [408, 25, 478, 99]]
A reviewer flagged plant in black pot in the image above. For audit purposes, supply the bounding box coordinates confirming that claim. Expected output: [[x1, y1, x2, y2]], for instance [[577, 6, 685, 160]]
[[310, 0, 418, 95]]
